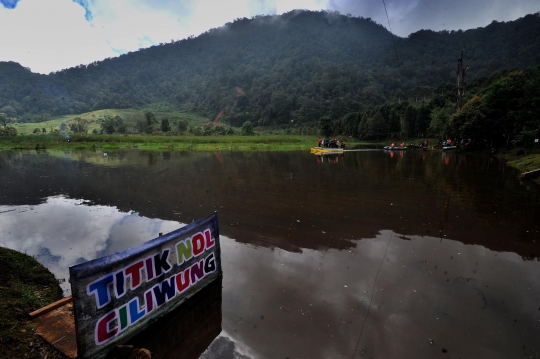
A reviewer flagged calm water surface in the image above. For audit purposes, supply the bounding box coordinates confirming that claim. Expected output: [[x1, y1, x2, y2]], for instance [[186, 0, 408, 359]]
[[1, 149, 539, 358]]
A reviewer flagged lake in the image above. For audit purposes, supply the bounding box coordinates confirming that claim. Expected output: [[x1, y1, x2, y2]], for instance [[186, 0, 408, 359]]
[[1, 149, 539, 358]]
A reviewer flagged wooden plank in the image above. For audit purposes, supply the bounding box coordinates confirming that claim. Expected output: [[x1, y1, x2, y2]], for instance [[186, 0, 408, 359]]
[[29, 296, 73, 318], [32, 301, 78, 359]]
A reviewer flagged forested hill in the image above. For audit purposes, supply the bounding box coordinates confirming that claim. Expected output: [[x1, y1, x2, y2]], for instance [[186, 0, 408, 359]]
[[1, 10, 539, 126]]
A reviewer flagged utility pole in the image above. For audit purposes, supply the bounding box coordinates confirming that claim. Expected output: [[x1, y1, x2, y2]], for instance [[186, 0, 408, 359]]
[[456, 48, 469, 111]]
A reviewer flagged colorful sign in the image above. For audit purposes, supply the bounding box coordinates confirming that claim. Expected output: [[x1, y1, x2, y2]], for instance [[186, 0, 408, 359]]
[[69, 213, 222, 359]]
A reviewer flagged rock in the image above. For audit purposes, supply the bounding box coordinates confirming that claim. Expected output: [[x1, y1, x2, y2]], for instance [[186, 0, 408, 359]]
[[128, 348, 151, 359]]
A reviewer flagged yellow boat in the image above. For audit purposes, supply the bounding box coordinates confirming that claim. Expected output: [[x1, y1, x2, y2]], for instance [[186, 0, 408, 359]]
[[310, 147, 344, 154]]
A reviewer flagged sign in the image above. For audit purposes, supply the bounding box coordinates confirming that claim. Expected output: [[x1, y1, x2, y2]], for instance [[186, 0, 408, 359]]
[[535, 138, 539, 143], [69, 212, 222, 359]]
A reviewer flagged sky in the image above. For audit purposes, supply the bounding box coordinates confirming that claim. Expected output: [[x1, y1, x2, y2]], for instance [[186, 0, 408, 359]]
[[1, 0, 539, 74]]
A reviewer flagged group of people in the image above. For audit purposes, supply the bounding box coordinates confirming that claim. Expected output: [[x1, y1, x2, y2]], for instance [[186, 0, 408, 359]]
[[416, 139, 429, 148], [318, 138, 345, 149], [390, 142, 405, 148], [442, 138, 454, 147]]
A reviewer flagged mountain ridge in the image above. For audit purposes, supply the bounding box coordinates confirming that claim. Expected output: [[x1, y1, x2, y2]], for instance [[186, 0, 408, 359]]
[[1, 10, 539, 125]]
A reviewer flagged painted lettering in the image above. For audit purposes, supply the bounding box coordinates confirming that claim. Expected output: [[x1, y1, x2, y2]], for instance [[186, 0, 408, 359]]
[[128, 297, 145, 325], [95, 310, 118, 345], [192, 233, 205, 256], [204, 253, 216, 274], [190, 259, 205, 283], [118, 305, 128, 331], [153, 249, 172, 276], [175, 267, 191, 293], [115, 270, 125, 299], [176, 239, 192, 265], [88, 274, 114, 309], [145, 257, 154, 281], [124, 261, 144, 290], [204, 229, 215, 249], [144, 289, 154, 314], [151, 277, 176, 308]]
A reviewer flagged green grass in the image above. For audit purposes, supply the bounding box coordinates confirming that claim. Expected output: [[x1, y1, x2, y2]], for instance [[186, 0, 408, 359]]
[[0, 134, 325, 151], [0, 247, 64, 359], [505, 153, 540, 173], [11, 108, 210, 135]]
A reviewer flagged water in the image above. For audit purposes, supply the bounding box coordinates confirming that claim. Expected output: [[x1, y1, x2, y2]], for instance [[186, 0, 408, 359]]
[[1, 149, 539, 358]]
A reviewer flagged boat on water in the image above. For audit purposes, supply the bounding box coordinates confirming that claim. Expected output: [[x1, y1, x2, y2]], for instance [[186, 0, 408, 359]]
[[310, 147, 345, 154], [383, 146, 407, 150], [442, 146, 457, 150]]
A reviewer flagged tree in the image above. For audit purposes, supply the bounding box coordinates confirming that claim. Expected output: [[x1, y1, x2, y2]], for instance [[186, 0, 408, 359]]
[[241, 121, 254, 136], [177, 120, 189, 133], [319, 116, 332, 137], [449, 95, 488, 139], [415, 105, 431, 137], [0, 106, 16, 119], [69, 117, 89, 133], [401, 105, 417, 138], [366, 111, 387, 140], [0, 113, 10, 128], [161, 118, 171, 132], [101, 115, 126, 134], [0, 126, 17, 137], [135, 111, 157, 134]]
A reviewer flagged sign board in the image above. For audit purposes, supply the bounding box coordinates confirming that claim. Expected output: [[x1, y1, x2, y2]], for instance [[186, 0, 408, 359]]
[[535, 138, 539, 143], [69, 212, 222, 359]]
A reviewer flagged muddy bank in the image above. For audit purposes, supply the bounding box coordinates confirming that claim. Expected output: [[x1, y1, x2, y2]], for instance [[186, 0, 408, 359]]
[[0, 247, 65, 359]]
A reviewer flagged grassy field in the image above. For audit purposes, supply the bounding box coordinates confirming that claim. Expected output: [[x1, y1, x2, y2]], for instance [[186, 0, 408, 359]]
[[11, 108, 210, 135], [0, 134, 331, 151], [504, 152, 540, 173]]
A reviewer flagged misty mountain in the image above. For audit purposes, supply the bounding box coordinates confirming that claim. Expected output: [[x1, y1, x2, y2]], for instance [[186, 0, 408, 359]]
[[1, 10, 539, 126]]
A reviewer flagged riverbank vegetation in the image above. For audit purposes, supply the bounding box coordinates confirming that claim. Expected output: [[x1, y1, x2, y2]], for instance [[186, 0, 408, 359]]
[[1, 11, 539, 172], [0, 247, 64, 359], [0, 134, 331, 151]]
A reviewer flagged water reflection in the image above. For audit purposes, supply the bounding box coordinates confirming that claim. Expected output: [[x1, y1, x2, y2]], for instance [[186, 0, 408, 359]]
[[217, 230, 540, 358], [126, 277, 222, 359], [0, 195, 183, 293], [1, 149, 540, 358]]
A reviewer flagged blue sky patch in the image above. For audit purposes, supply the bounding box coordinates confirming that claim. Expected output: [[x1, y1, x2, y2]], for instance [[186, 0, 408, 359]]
[[111, 46, 128, 55], [72, 0, 93, 21], [0, 0, 20, 10]]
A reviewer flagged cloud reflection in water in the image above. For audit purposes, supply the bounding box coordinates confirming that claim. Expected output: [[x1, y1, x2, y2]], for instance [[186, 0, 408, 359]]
[[0, 195, 183, 293], [2, 196, 540, 358]]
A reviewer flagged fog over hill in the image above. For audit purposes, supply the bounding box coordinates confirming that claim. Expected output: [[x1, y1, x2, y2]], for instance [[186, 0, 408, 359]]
[[1, 10, 539, 126]]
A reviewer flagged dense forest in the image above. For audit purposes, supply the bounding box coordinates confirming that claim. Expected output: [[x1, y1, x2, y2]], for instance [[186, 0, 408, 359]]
[[323, 66, 540, 148], [0, 10, 539, 143]]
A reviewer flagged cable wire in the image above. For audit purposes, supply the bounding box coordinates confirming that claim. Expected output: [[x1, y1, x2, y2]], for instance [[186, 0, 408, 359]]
[[382, 0, 401, 67], [351, 231, 394, 359]]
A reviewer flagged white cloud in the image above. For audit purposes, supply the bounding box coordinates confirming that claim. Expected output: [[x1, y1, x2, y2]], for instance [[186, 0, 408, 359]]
[[0, 196, 183, 293], [1, 0, 538, 74], [0, 0, 115, 73]]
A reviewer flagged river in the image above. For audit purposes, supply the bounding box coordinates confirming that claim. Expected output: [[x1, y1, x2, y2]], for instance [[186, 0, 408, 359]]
[[1, 149, 539, 358]]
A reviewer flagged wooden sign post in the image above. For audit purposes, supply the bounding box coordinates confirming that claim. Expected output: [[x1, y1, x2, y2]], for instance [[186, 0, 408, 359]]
[[69, 212, 222, 359]]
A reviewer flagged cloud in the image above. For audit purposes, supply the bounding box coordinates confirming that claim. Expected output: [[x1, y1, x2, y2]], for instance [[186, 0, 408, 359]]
[[0, 196, 183, 293], [72, 0, 93, 21], [1, 0, 538, 73], [0, 0, 116, 73]]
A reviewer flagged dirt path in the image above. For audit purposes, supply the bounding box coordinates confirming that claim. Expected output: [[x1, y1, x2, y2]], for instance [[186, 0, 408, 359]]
[[212, 86, 245, 125]]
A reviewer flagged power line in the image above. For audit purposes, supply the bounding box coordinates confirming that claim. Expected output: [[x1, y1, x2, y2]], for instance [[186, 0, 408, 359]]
[[382, 0, 401, 67]]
